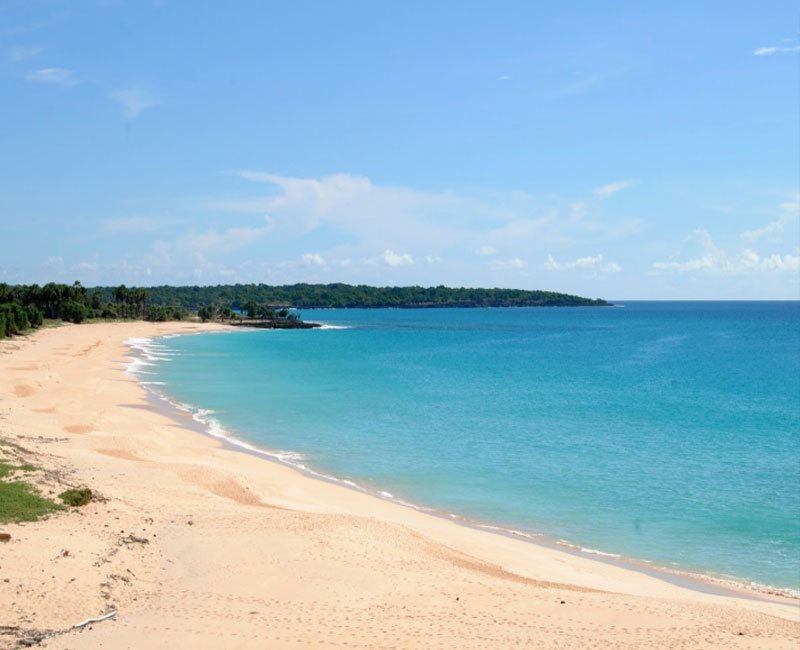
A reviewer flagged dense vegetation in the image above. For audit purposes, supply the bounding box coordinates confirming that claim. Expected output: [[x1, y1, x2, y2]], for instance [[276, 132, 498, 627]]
[[0, 281, 607, 339], [0, 281, 191, 338], [0, 281, 309, 337], [92, 283, 608, 310]]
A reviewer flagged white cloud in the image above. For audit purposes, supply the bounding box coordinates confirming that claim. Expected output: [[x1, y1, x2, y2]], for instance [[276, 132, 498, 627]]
[[382, 250, 414, 267], [301, 253, 326, 266], [218, 171, 516, 252], [222, 172, 637, 255], [594, 180, 633, 198], [497, 75, 512, 81], [231, 171, 371, 215], [27, 67, 77, 86], [741, 200, 799, 242], [545, 254, 621, 273], [176, 226, 271, 256], [489, 257, 526, 270], [8, 46, 42, 61], [110, 86, 158, 118], [653, 251, 799, 274], [189, 171, 643, 285], [652, 228, 799, 275], [754, 45, 800, 56]]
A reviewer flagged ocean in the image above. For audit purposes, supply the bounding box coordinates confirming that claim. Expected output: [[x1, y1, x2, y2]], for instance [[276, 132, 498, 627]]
[[128, 301, 800, 594]]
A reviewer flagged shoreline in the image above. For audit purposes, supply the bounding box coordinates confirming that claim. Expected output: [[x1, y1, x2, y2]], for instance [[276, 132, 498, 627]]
[[0, 321, 797, 649], [130, 329, 799, 605]]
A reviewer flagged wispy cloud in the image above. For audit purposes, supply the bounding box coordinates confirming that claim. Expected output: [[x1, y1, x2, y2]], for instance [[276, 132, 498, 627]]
[[740, 200, 799, 242], [8, 46, 43, 62], [754, 45, 800, 56], [110, 86, 158, 118], [545, 254, 621, 273], [209, 171, 641, 277], [651, 229, 799, 275], [381, 250, 414, 267], [0, 18, 60, 42], [488, 257, 526, 271], [27, 67, 78, 86], [301, 253, 326, 266], [176, 226, 271, 255], [594, 180, 633, 198]]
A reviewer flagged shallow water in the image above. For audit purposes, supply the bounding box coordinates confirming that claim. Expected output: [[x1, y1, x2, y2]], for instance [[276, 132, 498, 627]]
[[136, 302, 800, 592]]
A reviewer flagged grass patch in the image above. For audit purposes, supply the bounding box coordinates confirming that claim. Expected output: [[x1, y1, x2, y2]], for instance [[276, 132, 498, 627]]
[[40, 318, 64, 328], [59, 487, 92, 507], [0, 481, 63, 523], [0, 460, 37, 478]]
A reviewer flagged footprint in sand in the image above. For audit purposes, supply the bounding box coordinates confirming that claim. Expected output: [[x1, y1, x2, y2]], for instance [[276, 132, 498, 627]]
[[13, 385, 35, 397]]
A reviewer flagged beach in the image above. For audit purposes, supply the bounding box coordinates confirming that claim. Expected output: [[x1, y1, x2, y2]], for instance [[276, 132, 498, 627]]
[[0, 321, 798, 649]]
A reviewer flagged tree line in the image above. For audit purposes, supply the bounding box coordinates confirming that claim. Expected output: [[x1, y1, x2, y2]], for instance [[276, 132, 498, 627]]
[[0, 281, 308, 338], [1, 280, 608, 339], [92, 283, 609, 310], [0, 282, 190, 338]]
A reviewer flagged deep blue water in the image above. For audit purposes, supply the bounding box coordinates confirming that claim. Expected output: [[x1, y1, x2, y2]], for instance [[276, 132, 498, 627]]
[[135, 302, 800, 591]]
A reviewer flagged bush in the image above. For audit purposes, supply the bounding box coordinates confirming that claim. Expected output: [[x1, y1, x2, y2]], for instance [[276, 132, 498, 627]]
[[59, 487, 92, 507], [0, 302, 29, 336], [59, 300, 88, 324], [171, 306, 188, 320], [146, 306, 169, 321], [26, 306, 43, 328]]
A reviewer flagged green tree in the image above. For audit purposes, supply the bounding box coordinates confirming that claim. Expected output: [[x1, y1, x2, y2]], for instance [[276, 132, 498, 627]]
[[59, 300, 88, 324], [197, 305, 215, 322]]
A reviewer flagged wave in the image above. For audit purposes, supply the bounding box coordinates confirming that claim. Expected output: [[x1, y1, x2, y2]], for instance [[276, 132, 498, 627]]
[[315, 323, 352, 330]]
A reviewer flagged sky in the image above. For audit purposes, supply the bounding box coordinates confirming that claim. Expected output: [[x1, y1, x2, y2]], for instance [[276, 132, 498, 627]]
[[1, 0, 798, 299]]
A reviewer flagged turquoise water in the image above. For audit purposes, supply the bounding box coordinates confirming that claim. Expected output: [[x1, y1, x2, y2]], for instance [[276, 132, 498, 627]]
[[135, 302, 800, 592]]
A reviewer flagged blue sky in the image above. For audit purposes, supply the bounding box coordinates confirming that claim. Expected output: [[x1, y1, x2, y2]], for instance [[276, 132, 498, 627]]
[[1, 0, 798, 299]]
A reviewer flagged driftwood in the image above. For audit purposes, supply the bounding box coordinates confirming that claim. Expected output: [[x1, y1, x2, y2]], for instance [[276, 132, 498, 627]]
[[73, 610, 117, 629], [0, 533, 10, 542], [121, 533, 149, 545]]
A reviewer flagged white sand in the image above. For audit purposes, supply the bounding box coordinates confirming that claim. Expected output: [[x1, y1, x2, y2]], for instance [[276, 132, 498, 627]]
[[0, 321, 797, 649]]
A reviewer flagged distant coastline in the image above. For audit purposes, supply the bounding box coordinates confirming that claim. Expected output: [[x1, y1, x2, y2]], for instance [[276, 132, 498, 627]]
[[89, 282, 611, 310]]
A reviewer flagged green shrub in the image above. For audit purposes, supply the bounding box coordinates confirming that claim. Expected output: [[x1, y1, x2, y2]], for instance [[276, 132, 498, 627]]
[[59, 487, 93, 507], [59, 300, 88, 324], [26, 306, 43, 328]]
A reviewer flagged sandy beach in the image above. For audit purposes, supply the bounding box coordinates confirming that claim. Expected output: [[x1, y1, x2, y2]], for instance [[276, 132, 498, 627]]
[[0, 321, 797, 649]]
